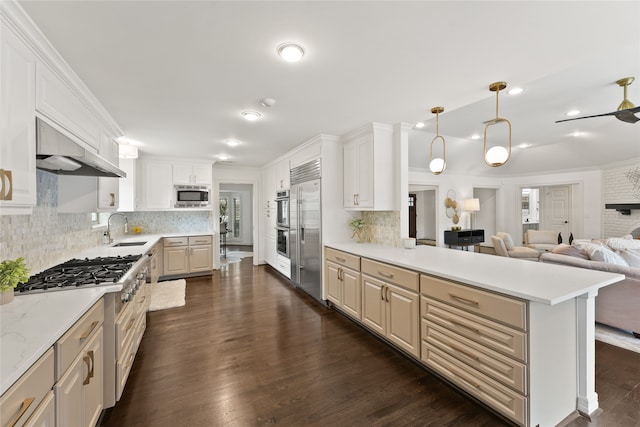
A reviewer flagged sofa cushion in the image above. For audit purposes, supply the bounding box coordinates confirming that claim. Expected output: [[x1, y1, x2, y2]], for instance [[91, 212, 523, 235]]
[[576, 241, 629, 266], [606, 237, 640, 251], [619, 250, 640, 268], [508, 247, 540, 259], [526, 230, 558, 244], [497, 232, 514, 251], [552, 243, 588, 260]]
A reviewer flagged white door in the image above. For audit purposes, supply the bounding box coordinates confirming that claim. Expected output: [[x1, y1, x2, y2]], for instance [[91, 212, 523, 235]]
[[545, 185, 571, 241]]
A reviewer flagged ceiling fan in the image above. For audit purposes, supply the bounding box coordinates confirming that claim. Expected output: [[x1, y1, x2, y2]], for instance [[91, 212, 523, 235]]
[[556, 77, 640, 124]]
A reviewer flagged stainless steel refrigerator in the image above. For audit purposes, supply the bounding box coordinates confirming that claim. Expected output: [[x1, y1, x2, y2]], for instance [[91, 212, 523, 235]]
[[290, 159, 322, 302]]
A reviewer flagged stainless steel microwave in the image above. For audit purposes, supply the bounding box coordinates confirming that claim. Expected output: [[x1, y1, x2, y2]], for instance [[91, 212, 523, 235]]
[[175, 185, 210, 208]]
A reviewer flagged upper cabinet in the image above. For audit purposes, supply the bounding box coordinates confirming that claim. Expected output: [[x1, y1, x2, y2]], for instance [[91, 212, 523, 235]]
[[343, 123, 395, 210], [137, 159, 174, 210], [0, 16, 37, 214], [275, 159, 290, 191], [173, 163, 212, 185]]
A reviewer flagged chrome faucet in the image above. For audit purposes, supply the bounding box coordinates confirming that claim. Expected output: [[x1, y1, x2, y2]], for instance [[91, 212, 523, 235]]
[[106, 213, 128, 244]]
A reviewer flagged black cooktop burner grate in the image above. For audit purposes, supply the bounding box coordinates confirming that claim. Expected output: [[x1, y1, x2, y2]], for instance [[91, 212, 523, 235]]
[[16, 254, 143, 293]]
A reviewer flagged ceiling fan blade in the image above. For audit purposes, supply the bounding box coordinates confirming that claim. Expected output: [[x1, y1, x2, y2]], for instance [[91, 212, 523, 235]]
[[555, 106, 640, 124]]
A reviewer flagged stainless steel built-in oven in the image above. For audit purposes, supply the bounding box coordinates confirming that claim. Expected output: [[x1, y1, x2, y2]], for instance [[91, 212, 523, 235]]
[[276, 190, 289, 227], [276, 226, 289, 258]]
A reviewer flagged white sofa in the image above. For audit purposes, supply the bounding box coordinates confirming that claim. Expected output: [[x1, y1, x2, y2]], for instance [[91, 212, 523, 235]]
[[491, 232, 540, 261]]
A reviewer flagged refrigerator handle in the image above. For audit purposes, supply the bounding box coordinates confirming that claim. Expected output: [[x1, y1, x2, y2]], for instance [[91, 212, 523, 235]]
[[300, 225, 305, 243]]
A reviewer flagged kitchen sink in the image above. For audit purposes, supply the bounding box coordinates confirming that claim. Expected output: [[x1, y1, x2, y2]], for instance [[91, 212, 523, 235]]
[[111, 241, 147, 247]]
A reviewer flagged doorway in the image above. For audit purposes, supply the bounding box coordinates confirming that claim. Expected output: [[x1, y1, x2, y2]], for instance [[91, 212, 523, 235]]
[[520, 185, 572, 243], [408, 186, 436, 245], [219, 183, 254, 266], [409, 193, 417, 238]]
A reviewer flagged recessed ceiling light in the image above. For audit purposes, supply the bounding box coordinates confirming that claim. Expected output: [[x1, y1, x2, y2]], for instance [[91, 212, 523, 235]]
[[277, 43, 305, 62], [217, 154, 230, 161], [518, 143, 530, 149], [225, 139, 240, 147], [508, 87, 524, 95], [471, 134, 481, 140], [566, 110, 580, 117], [241, 111, 261, 121], [415, 122, 425, 129]]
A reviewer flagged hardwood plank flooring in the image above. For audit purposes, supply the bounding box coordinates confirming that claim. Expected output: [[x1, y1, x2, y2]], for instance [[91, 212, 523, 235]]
[[100, 257, 640, 426]]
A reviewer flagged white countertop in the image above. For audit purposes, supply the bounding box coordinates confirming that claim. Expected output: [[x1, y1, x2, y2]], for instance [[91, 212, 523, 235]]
[[326, 243, 625, 305], [0, 231, 214, 395]]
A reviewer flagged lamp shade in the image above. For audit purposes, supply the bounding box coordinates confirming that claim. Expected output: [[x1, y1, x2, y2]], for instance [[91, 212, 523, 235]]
[[464, 198, 480, 212]]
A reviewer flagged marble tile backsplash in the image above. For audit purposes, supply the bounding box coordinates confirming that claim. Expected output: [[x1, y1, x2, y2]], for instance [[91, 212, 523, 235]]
[[361, 211, 401, 247], [0, 170, 213, 274]]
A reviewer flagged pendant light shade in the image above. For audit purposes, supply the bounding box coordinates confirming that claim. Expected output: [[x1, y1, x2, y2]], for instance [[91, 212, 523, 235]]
[[483, 81, 512, 167], [429, 106, 446, 175]]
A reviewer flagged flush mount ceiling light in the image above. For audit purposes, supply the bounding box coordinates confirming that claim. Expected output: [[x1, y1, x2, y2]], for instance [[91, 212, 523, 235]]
[[277, 43, 304, 62], [428, 106, 446, 175], [261, 98, 276, 107], [483, 81, 512, 167], [241, 111, 261, 121]]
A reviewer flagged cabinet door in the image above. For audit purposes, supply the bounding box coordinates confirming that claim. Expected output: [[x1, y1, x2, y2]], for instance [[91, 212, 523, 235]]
[[386, 284, 419, 357], [354, 136, 374, 209], [343, 142, 357, 208], [24, 390, 55, 427], [0, 26, 37, 211], [276, 159, 289, 190], [361, 275, 385, 336], [172, 163, 193, 185], [265, 235, 277, 267], [325, 262, 341, 305], [163, 247, 189, 275], [97, 177, 119, 211], [142, 161, 173, 209], [341, 267, 361, 320], [83, 328, 103, 427], [190, 245, 213, 272], [191, 164, 212, 185], [55, 353, 83, 427]]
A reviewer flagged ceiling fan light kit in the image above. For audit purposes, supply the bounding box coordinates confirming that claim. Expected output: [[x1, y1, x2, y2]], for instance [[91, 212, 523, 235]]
[[483, 81, 512, 167], [555, 76, 640, 124], [429, 106, 446, 175]]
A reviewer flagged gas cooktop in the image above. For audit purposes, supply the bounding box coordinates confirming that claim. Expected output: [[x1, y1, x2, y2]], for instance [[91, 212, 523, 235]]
[[17, 254, 143, 293]]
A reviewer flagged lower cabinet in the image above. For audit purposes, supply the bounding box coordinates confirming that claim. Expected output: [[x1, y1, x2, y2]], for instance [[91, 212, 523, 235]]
[[325, 248, 361, 320], [0, 348, 54, 427], [163, 235, 213, 277]]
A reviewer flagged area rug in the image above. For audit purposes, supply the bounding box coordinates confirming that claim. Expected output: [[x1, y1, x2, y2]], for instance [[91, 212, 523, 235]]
[[595, 323, 640, 353], [220, 251, 253, 265], [148, 279, 186, 311]]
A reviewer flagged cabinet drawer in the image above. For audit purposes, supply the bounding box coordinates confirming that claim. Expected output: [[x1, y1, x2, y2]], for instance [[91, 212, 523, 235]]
[[423, 343, 527, 426], [116, 301, 137, 358], [188, 235, 212, 245], [55, 299, 104, 380], [362, 259, 418, 292], [422, 320, 527, 393], [163, 237, 188, 247], [421, 275, 527, 330], [422, 296, 527, 363], [0, 348, 54, 427], [325, 248, 360, 271], [116, 314, 146, 402]]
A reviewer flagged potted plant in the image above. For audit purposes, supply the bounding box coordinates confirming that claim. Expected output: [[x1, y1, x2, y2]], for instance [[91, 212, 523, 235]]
[[349, 218, 366, 243], [0, 257, 30, 305]]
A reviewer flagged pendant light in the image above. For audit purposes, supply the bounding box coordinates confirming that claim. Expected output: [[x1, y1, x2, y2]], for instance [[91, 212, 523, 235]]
[[429, 106, 446, 175], [483, 81, 512, 167]]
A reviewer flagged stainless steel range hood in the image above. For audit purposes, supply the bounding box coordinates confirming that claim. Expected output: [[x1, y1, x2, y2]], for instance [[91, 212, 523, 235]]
[[36, 118, 126, 178]]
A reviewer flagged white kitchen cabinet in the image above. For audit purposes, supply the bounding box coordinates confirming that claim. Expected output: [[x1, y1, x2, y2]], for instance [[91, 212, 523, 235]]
[[36, 63, 101, 151], [275, 159, 290, 191], [137, 159, 173, 209], [343, 123, 395, 210], [117, 158, 136, 212], [173, 163, 212, 185], [276, 254, 291, 279], [99, 130, 119, 166], [264, 235, 277, 268], [163, 245, 189, 276], [361, 259, 420, 357], [0, 21, 37, 214], [57, 175, 119, 213]]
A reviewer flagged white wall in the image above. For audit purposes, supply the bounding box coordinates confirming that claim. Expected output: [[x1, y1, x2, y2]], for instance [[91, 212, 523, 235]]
[[475, 187, 497, 238]]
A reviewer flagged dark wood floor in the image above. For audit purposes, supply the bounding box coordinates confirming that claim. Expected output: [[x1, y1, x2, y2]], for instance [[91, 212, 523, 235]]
[[101, 257, 640, 427]]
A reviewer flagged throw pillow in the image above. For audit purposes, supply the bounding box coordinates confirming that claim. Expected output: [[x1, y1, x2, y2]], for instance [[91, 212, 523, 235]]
[[577, 242, 629, 266], [497, 232, 514, 251], [619, 249, 640, 268], [552, 243, 588, 260], [606, 237, 640, 251]]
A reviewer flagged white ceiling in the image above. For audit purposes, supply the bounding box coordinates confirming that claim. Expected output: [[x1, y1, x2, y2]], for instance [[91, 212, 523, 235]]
[[18, 1, 640, 176]]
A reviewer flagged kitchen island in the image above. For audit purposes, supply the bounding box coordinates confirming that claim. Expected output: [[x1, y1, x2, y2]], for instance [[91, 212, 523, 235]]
[[325, 243, 624, 426]]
